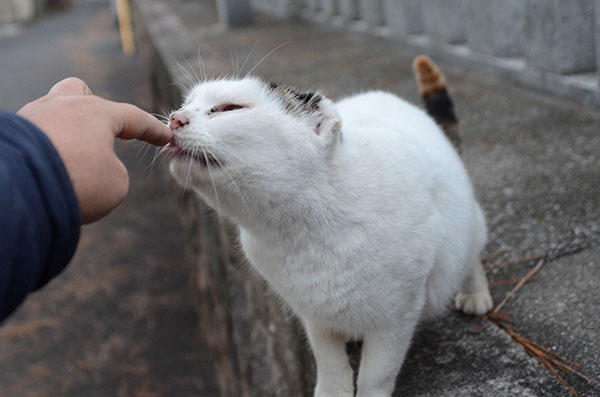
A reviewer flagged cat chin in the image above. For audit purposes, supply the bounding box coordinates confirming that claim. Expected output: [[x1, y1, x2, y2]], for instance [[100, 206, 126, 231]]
[[168, 157, 222, 187]]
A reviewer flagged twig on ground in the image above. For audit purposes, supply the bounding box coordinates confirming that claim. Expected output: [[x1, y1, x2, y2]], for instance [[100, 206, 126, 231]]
[[481, 254, 597, 396], [485, 311, 512, 323], [489, 278, 538, 287], [493, 253, 545, 269], [493, 257, 545, 314], [481, 251, 503, 263], [536, 354, 580, 397]]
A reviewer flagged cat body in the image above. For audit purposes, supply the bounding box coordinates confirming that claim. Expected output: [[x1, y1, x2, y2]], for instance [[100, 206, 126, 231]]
[[168, 57, 492, 397], [241, 91, 483, 332]]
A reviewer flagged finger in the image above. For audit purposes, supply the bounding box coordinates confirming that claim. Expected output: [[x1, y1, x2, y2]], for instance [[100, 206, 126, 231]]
[[48, 77, 93, 97], [104, 100, 173, 146]]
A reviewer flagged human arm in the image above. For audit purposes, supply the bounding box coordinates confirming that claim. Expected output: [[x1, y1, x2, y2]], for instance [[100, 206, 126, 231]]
[[0, 110, 81, 321], [0, 78, 172, 322]]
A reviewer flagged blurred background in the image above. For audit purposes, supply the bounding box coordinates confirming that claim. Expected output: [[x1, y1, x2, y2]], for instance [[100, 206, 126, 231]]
[[0, 0, 598, 396]]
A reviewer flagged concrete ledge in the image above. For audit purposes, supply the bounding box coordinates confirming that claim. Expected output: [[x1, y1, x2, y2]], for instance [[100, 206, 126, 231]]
[[337, 0, 358, 22], [422, 0, 466, 44], [524, 0, 596, 74], [293, 0, 600, 108], [382, 0, 423, 37], [358, 0, 384, 27], [465, 0, 524, 57]]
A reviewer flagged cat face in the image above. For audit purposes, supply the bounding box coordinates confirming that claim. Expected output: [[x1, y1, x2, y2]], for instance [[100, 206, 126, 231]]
[[167, 77, 341, 213]]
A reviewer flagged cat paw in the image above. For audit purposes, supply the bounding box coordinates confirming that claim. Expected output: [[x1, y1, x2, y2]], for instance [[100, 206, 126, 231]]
[[314, 387, 354, 397], [314, 380, 354, 397], [455, 290, 493, 315]]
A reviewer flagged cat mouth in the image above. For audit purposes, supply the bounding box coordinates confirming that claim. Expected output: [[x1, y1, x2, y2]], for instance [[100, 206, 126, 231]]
[[166, 142, 221, 168]]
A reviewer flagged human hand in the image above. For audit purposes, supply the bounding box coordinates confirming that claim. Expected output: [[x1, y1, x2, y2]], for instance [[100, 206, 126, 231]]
[[17, 77, 173, 224]]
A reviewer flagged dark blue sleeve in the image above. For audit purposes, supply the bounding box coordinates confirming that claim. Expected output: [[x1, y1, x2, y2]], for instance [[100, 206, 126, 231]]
[[0, 110, 81, 322]]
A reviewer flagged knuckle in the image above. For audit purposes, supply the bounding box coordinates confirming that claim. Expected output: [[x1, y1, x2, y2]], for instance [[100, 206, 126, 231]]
[[62, 76, 85, 86]]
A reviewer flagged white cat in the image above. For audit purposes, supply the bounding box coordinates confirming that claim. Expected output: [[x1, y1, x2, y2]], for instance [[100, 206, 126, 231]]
[[167, 56, 493, 397]]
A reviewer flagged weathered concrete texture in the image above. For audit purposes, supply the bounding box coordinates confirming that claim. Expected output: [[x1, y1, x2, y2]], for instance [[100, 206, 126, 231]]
[[422, 0, 467, 44], [596, 0, 600, 85], [305, 0, 319, 11], [0, 0, 36, 23], [319, 0, 336, 18], [358, 0, 384, 26], [465, 0, 524, 57], [383, 0, 423, 37], [494, 248, 600, 394], [216, 0, 253, 27], [134, 0, 600, 396], [524, 0, 597, 74], [337, 0, 358, 22]]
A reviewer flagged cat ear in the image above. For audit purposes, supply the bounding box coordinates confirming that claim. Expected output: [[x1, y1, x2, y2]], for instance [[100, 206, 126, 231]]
[[268, 83, 342, 141], [315, 97, 342, 138]]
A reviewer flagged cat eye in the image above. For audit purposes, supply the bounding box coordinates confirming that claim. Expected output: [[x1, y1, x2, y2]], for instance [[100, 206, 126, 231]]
[[210, 104, 245, 114], [222, 104, 244, 112]]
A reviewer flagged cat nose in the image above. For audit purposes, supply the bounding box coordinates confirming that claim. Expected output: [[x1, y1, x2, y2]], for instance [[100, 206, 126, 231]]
[[169, 111, 190, 131]]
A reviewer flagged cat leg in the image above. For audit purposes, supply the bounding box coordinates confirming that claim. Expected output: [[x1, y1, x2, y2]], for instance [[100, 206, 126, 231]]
[[455, 260, 493, 315], [356, 317, 420, 397], [304, 321, 354, 397]]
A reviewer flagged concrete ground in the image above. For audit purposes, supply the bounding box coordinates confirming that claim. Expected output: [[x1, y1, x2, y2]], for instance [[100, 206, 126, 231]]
[[0, 1, 218, 396], [138, 1, 600, 396]]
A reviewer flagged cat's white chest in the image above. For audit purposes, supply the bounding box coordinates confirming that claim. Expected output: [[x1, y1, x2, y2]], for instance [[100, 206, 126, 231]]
[[239, 230, 360, 327]]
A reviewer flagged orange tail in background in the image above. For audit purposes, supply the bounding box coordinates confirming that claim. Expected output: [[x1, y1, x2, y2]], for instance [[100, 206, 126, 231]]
[[412, 55, 461, 152]]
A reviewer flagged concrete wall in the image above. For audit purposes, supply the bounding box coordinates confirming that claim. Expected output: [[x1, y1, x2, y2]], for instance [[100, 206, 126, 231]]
[[251, 0, 600, 107], [0, 0, 37, 23]]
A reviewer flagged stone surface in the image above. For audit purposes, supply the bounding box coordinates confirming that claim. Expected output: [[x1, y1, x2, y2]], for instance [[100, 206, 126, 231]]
[[338, 0, 358, 21], [133, 0, 600, 396], [319, 0, 336, 17], [596, 0, 600, 85], [305, 0, 319, 11], [465, 0, 524, 57], [0, 0, 36, 23], [358, 0, 384, 26], [216, 0, 253, 26], [382, 0, 423, 36], [422, 0, 467, 44], [524, 0, 596, 74]]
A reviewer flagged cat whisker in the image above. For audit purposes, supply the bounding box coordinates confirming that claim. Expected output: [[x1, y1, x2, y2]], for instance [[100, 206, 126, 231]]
[[184, 57, 202, 87], [204, 145, 250, 210], [228, 47, 241, 79], [197, 47, 207, 82], [144, 145, 170, 178], [245, 41, 291, 77], [239, 37, 259, 78], [149, 112, 170, 125], [172, 56, 197, 91], [202, 147, 221, 212]]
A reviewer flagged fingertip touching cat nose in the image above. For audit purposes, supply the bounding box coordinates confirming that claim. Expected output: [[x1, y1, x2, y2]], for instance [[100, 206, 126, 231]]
[[169, 111, 190, 131]]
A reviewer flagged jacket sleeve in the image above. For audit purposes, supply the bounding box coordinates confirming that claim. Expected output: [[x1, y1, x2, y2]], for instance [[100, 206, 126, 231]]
[[0, 110, 81, 322]]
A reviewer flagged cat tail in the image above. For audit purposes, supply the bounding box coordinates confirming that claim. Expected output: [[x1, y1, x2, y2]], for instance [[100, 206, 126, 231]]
[[412, 55, 461, 153]]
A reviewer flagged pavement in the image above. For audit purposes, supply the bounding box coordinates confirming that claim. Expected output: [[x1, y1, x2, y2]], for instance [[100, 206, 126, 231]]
[[136, 1, 600, 396], [0, 2, 218, 396]]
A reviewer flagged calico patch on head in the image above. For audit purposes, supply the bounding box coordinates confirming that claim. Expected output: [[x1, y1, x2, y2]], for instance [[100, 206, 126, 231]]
[[267, 81, 323, 117]]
